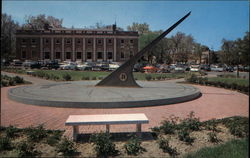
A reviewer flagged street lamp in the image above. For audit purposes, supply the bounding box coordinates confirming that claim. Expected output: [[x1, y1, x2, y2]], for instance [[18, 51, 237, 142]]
[[237, 52, 242, 78]]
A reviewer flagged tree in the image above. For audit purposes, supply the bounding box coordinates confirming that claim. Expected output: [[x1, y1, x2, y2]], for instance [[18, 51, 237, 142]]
[[22, 14, 63, 29], [170, 32, 195, 63], [127, 22, 150, 35], [219, 39, 237, 65], [235, 32, 249, 66], [1, 13, 19, 61]]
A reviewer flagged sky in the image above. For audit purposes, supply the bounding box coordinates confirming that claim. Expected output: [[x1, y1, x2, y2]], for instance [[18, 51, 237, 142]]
[[2, 1, 249, 51]]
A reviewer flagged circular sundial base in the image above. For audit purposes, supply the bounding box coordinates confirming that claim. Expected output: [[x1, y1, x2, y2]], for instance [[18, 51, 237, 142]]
[[8, 81, 201, 108]]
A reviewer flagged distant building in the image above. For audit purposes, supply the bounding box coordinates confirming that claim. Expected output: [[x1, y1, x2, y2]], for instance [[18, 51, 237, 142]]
[[15, 25, 139, 62]]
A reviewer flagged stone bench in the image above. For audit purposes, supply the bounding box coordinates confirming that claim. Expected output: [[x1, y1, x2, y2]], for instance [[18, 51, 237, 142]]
[[65, 113, 149, 141]]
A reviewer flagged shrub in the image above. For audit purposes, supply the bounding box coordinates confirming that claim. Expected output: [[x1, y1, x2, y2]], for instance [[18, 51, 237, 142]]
[[14, 76, 24, 84], [161, 120, 176, 135], [231, 83, 238, 90], [8, 78, 16, 86], [92, 76, 97, 80], [45, 73, 50, 80], [84, 76, 90, 80], [26, 125, 48, 142], [203, 119, 220, 132], [5, 125, 20, 138], [50, 74, 60, 80], [185, 74, 198, 83], [1, 80, 9, 87], [178, 128, 195, 145], [124, 135, 145, 155], [0, 136, 12, 151], [157, 137, 178, 156], [208, 132, 220, 143], [46, 130, 63, 146], [63, 74, 72, 81], [56, 137, 77, 156], [156, 76, 162, 80], [145, 75, 152, 81], [16, 141, 40, 157], [151, 127, 161, 139], [177, 112, 201, 131], [90, 132, 118, 157], [222, 116, 249, 138]]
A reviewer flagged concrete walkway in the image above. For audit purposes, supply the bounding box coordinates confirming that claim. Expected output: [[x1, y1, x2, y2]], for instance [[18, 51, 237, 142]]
[[1, 72, 249, 137]]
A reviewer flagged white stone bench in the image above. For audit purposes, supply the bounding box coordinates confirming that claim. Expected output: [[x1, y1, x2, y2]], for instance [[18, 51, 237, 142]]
[[65, 113, 149, 141]]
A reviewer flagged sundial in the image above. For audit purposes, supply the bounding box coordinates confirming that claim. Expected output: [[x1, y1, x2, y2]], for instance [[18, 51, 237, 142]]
[[96, 12, 191, 87]]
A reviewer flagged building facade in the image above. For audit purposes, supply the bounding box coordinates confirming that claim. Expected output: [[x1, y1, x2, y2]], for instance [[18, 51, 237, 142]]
[[15, 25, 139, 63]]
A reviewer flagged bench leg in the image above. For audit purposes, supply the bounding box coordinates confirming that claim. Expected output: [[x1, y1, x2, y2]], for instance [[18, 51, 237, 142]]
[[136, 124, 141, 132], [136, 124, 142, 138], [73, 126, 79, 141], [106, 124, 110, 133]]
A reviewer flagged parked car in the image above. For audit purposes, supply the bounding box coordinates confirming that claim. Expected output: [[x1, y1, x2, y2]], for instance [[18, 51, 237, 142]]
[[190, 65, 200, 72], [211, 65, 224, 72], [225, 66, 234, 72], [174, 65, 185, 72], [45, 61, 60, 70], [143, 65, 159, 73], [109, 62, 120, 71], [11, 60, 23, 67], [159, 64, 170, 73], [60, 62, 77, 70]]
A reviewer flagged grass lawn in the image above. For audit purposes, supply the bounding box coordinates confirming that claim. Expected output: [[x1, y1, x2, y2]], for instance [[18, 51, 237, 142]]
[[208, 77, 249, 86], [184, 138, 249, 158]]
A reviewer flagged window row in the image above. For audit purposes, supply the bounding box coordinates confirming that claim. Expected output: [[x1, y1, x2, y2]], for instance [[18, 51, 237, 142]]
[[21, 51, 134, 60], [42, 52, 114, 60], [21, 38, 135, 45]]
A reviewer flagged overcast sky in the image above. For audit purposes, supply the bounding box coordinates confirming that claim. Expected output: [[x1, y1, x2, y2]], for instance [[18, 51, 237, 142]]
[[3, 1, 249, 51]]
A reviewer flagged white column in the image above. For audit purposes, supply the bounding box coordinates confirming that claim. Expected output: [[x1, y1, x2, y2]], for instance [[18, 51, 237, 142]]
[[93, 38, 96, 62], [62, 38, 64, 61], [82, 38, 85, 61], [40, 37, 43, 60], [104, 38, 106, 61], [51, 37, 54, 60], [72, 37, 75, 61], [114, 38, 117, 61]]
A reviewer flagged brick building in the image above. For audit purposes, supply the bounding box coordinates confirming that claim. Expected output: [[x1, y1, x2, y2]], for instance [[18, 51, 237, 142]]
[[15, 25, 139, 63]]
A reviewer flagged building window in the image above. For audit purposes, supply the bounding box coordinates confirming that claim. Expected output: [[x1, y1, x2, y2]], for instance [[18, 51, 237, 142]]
[[97, 52, 103, 59], [108, 39, 112, 44], [130, 39, 134, 43], [130, 51, 134, 58], [45, 39, 49, 44], [66, 52, 71, 59], [120, 52, 125, 59], [22, 39, 26, 44], [31, 39, 36, 44], [107, 52, 113, 59], [87, 39, 92, 44], [56, 39, 60, 44], [21, 51, 26, 58], [44, 52, 50, 59], [77, 39, 81, 44], [87, 52, 92, 59], [97, 39, 102, 45], [66, 39, 71, 44], [56, 52, 61, 59], [121, 39, 124, 44], [32, 51, 36, 58], [76, 52, 82, 59]]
